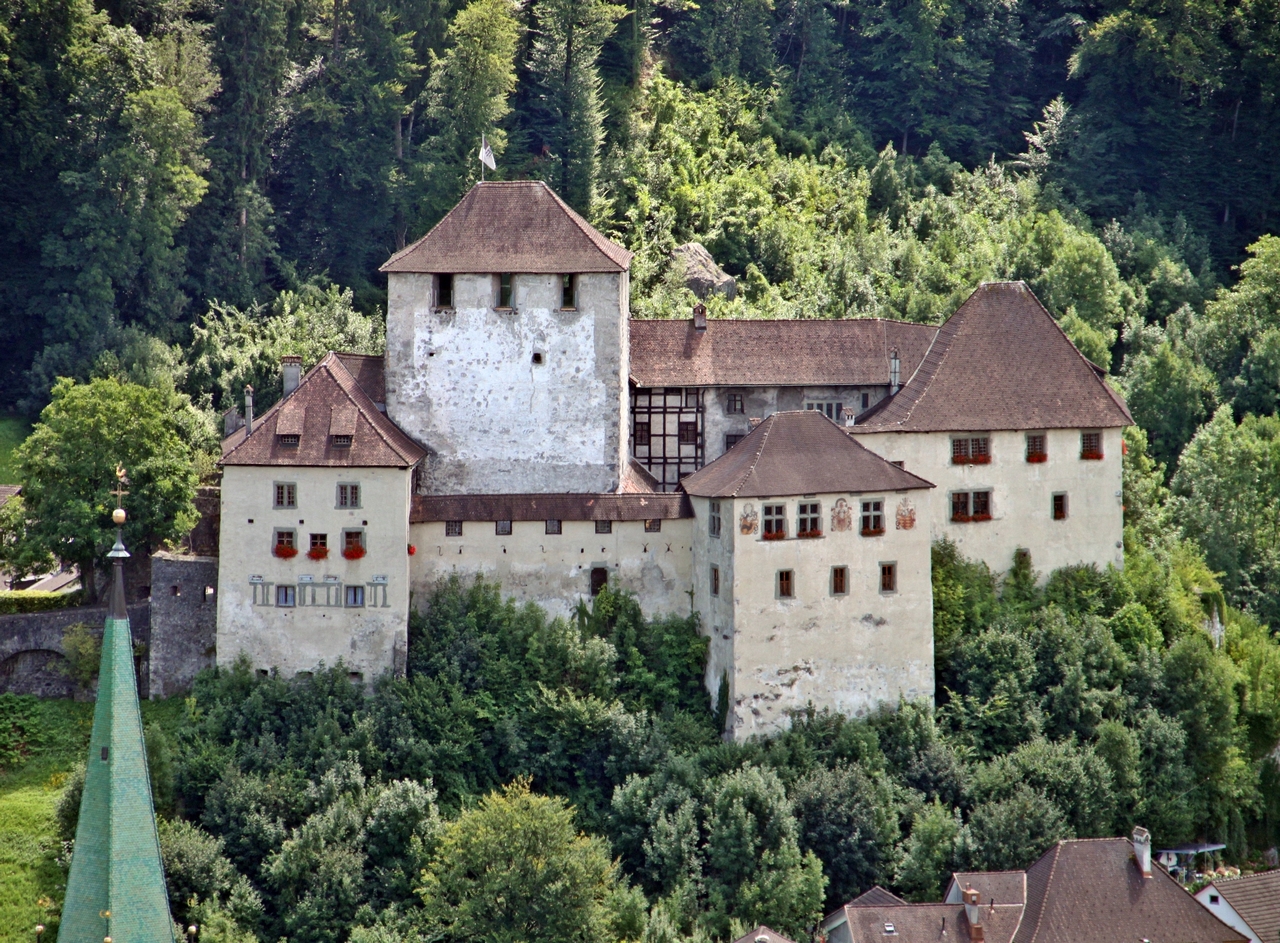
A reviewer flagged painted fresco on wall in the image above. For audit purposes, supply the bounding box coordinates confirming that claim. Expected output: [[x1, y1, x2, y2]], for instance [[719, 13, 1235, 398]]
[[831, 498, 853, 532], [739, 503, 758, 535], [896, 498, 916, 530]]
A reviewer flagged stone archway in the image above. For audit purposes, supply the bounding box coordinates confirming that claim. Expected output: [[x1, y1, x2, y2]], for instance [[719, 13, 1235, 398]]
[[0, 649, 77, 698]]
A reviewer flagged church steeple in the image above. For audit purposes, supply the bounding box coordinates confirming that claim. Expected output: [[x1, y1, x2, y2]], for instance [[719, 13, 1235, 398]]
[[59, 468, 173, 942]]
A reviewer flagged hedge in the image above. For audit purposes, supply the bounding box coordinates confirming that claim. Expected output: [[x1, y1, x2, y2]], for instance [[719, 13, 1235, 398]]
[[0, 590, 83, 614]]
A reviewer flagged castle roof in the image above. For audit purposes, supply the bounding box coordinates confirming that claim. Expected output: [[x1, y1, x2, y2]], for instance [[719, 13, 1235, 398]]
[[853, 282, 1133, 433], [628, 317, 937, 388], [681, 410, 934, 499], [221, 352, 425, 468], [411, 490, 691, 523], [1202, 870, 1280, 943], [380, 181, 632, 274], [946, 870, 1028, 905]]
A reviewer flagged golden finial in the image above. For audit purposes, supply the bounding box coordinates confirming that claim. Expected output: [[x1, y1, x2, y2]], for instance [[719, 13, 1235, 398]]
[[110, 466, 129, 524]]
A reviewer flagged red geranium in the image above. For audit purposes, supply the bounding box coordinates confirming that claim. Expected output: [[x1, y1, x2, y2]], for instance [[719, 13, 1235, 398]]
[[307, 546, 329, 560], [1026, 452, 1048, 463], [408, 544, 416, 556], [342, 545, 367, 560], [762, 530, 786, 541], [274, 544, 298, 559]]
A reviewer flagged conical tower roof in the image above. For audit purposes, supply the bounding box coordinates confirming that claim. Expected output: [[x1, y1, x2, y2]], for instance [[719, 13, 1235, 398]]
[[59, 524, 173, 942]]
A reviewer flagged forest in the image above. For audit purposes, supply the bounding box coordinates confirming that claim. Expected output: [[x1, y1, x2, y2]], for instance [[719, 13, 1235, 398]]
[[3, 0, 1280, 939]]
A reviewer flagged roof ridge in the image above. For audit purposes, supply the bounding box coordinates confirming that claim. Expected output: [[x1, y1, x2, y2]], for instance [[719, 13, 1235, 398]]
[[729, 415, 774, 497], [538, 182, 631, 269], [1025, 842, 1062, 943]]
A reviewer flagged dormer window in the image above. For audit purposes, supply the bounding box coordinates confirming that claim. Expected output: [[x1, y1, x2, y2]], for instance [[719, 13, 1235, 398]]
[[278, 434, 299, 447], [497, 273, 513, 308], [436, 273, 453, 308], [560, 274, 576, 309], [331, 434, 352, 448]]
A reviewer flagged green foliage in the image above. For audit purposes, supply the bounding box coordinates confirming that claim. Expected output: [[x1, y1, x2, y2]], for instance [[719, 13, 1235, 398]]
[[0, 415, 28, 485], [1123, 342, 1219, 472], [930, 538, 997, 672], [894, 800, 959, 903], [0, 591, 82, 615], [956, 784, 1072, 872], [59, 623, 101, 691]]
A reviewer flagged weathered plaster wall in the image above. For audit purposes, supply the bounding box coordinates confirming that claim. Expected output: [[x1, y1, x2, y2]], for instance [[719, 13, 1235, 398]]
[[850, 427, 1124, 576], [409, 518, 693, 621], [386, 272, 629, 494], [217, 465, 412, 681], [692, 492, 933, 740], [149, 552, 218, 698], [690, 497, 736, 724]]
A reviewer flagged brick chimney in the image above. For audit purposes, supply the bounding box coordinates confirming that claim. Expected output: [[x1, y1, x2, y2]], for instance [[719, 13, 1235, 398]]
[[244, 385, 255, 435], [282, 355, 303, 398], [693, 303, 707, 332], [1133, 826, 1152, 879], [963, 887, 984, 943]]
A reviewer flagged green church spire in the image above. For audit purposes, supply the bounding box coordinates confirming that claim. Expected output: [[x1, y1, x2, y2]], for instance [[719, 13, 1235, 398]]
[[59, 474, 173, 943]]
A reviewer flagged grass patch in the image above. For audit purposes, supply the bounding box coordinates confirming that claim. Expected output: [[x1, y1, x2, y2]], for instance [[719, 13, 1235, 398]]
[[0, 695, 188, 941], [0, 413, 28, 485]]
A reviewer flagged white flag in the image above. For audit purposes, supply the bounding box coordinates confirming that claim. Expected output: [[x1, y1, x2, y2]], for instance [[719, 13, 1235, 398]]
[[479, 135, 496, 171]]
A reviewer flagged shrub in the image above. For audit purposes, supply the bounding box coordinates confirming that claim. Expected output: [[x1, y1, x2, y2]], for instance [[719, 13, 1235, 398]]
[[0, 589, 82, 613], [60, 622, 100, 689]]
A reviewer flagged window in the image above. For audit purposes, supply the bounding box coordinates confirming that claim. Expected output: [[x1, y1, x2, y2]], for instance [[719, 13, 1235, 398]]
[[725, 433, 745, 450], [310, 533, 327, 551], [445, 521, 463, 537], [342, 529, 364, 552], [546, 519, 562, 535], [278, 434, 300, 447], [1052, 493, 1068, 520], [777, 569, 794, 598], [595, 520, 612, 534], [561, 274, 576, 309], [952, 491, 992, 522], [345, 584, 365, 607], [1209, 894, 1219, 905], [727, 393, 745, 414], [972, 491, 991, 519], [276, 584, 296, 607], [1026, 433, 1047, 462], [678, 422, 698, 445], [861, 392, 870, 410], [633, 421, 651, 448], [952, 491, 970, 520], [711, 565, 720, 596], [1081, 431, 1103, 459], [331, 434, 352, 448], [798, 502, 821, 537], [763, 504, 787, 538], [497, 273, 513, 308], [644, 519, 662, 533], [806, 402, 844, 420], [337, 483, 361, 508], [436, 273, 453, 308], [275, 529, 296, 550], [496, 520, 512, 535], [709, 501, 722, 538], [890, 460, 905, 469], [274, 483, 297, 508], [861, 499, 884, 535], [952, 436, 991, 464], [880, 563, 897, 593], [590, 566, 608, 596], [831, 566, 848, 595], [684, 389, 700, 408]]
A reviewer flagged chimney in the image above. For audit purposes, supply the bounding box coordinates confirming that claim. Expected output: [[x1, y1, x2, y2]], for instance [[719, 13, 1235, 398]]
[[748, 417, 763, 428], [223, 406, 244, 437], [889, 349, 901, 394], [244, 385, 255, 435], [843, 406, 856, 427], [693, 303, 707, 332], [282, 355, 302, 398], [963, 887, 984, 942], [1133, 826, 1152, 879]]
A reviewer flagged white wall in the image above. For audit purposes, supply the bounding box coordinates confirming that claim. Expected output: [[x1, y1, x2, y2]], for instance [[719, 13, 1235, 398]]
[[1194, 886, 1259, 943], [216, 465, 412, 681], [851, 427, 1124, 577], [385, 271, 628, 494], [409, 517, 693, 621], [692, 492, 934, 740]]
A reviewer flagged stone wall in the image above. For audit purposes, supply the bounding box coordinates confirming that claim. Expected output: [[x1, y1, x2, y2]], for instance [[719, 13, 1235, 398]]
[[149, 552, 219, 698], [0, 602, 151, 698]]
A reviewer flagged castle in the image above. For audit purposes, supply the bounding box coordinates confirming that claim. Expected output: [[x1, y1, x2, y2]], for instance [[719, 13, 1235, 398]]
[[217, 181, 1131, 739]]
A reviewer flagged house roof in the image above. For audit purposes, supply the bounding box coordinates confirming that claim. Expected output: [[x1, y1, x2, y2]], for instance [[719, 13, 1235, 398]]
[[731, 926, 798, 943], [830, 902, 1025, 943], [221, 352, 426, 468], [946, 871, 1027, 905], [380, 181, 632, 274], [680, 410, 934, 499], [411, 491, 691, 523], [1014, 838, 1247, 943], [847, 886, 908, 907], [1205, 870, 1280, 943], [853, 282, 1133, 433], [628, 317, 937, 389], [0, 484, 20, 508]]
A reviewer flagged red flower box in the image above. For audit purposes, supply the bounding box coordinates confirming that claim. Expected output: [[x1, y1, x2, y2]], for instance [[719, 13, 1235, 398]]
[[408, 544, 416, 556], [861, 527, 885, 537], [951, 454, 992, 465], [342, 545, 367, 560], [307, 547, 329, 560], [971, 454, 991, 464], [762, 530, 787, 541], [1081, 451, 1104, 461], [797, 529, 822, 539], [273, 544, 298, 559], [951, 514, 972, 523], [972, 513, 992, 522], [1026, 452, 1047, 463]]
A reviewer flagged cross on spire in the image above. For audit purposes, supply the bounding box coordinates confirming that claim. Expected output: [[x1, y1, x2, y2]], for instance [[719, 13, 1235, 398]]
[[111, 465, 129, 509]]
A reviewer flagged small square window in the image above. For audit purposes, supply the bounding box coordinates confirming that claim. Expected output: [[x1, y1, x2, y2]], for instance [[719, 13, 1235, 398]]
[[880, 563, 897, 594], [725, 433, 745, 450], [436, 273, 453, 308], [498, 273, 513, 308], [595, 520, 612, 534], [861, 500, 884, 535], [1209, 894, 1219, 905], [1081, 431, 1103, 459], [832, 566, 848, 595], [275, 529, 296, 550], [561, 274, 577, 309], [727, 393, 744, 414], [1052, 493, 1068, 520], [546, 519, 562, 535], [684, 389, 700, 408], [798, 502, 821, 537], [633, 421, 651, 448], [777, 569, 794, 598], [496, 520, 513, 535], [310, 533, 327, 550], [709, 501, 722, 538], [678, 422, 698, 445], [274, 483, 297, 509], [337, 483, 361, 508], [644, 519, 662, 533], [445, 520, 463, 537], [345, 584, 365, 607], [1026, 433, 1047, 462], [276, 584, 296, 607], [331, 434, 352, 448], [711, 565, 720, 596], [343, 530, 364, 552]]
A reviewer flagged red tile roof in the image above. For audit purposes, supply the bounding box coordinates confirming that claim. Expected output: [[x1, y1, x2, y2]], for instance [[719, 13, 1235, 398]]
[[830, 901, 1025, 943], [380, 181, 632, 274], [220, 353, 426, 468], [628, 318, 937, 388], [947, 871, 1027, 905], [854, 282, 1133, 433], [1013, 838, 1246, 943], [847, 886, 908, 907], [731, 927, 798, 943], [410, 492, 691, 523], [681, 410, 934, 499], [0, 484, 20, 508], [1203, 871, 1280, 943]]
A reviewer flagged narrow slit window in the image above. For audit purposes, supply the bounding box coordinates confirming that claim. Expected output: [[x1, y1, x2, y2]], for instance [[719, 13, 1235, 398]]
[[880, 563, 897, 593], [436, 273, 453, 308], [777, 569, 794, 598], [1053, 493, 1068, 520], [561, 274, 576, 309], [498, 273, 513, 308], [709, 501, 722, 538], [832, 566, 848, 595], [711, 565, 720, 596]]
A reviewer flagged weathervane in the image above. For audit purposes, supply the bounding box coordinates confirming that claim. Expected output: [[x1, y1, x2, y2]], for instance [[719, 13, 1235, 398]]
[[108, 466, 129, 559]]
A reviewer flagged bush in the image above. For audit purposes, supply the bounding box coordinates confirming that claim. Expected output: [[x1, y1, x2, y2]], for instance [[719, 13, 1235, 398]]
[[60, 622, 100, 689], [0, 589, 82, 614]]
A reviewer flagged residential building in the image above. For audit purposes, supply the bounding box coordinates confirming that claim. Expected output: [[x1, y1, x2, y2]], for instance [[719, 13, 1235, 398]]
[[1195, 870, 1280, 943]]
